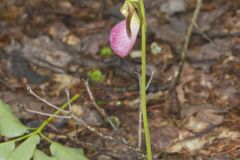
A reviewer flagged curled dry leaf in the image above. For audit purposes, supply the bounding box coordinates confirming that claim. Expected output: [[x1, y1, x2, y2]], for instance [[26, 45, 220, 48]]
[[71, 104, 103, 126], [151, 125, 180, 150], [182, 104, 226, 133], [166, 127, 239, 154]]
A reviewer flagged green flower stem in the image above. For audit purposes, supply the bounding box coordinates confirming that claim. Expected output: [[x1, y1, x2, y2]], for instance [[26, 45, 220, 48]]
[[3, 94, 80, 144], [140, 0, 153, 160]]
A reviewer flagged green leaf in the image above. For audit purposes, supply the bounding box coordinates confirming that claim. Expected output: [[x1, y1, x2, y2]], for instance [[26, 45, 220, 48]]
[[0, 141, 15, 160], [0, 100, 28, 138], [34, 150, 57, 160], [87, 69, 105, 83], [99, 46, 113, 58], [8, 135, 40, 160], [50, 142, 88, 160], [106, 116, 121, 128], [150, 42, 162, 55]]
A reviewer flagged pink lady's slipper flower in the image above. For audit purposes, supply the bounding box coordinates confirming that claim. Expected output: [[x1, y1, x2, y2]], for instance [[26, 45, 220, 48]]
[[110, 2, 140, 57]]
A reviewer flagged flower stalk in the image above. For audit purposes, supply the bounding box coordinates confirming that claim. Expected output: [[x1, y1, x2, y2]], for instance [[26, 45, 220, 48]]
[[139, 1, 152, 160], [109, 0, 152, 159]]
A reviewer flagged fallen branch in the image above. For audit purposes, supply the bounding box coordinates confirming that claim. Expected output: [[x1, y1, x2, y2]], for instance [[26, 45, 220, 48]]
[[169, 0, 203, 117], [25, 85, 145, 159]]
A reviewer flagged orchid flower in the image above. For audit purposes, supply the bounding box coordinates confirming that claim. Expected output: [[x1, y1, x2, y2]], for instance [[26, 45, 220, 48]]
[[109, 1, 153, 159], [110, 2, 140, 57]]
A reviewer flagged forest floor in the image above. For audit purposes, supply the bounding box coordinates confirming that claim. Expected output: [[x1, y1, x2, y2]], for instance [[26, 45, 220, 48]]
[[0, 0, 240, 159]]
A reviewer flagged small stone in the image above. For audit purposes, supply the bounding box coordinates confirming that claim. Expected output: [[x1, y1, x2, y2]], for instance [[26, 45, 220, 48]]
[[58, 1, 72, 8], [22, 36, 72, 68], [130, 50, 142, 58], [63, 34, 80, 46], [48, 22, 70, 39], [150, 42, 162, 55], [161, 0, 186, 15], [97, 154, 112, 160]]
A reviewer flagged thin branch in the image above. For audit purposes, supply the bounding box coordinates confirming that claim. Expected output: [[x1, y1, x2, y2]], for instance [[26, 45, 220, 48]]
[[136, 69, 154, 149], [172, 0, 202, 88], [25, 107, 71, 119], [146, 69, 155, 90], [193, 22, 213, 43], [65, 88, 72, 111], [84, 81, 107, 117], [169, 0, 202, 117], [85, 81, 120, 132], [26, 88, 128, 148], [27, 85, 143, 158], [72, 114, 118, 142], [72, 114, 140, 153], [27, 85, 70, 114], [48, 124, 145, 160], [129, 91, 165, 108]]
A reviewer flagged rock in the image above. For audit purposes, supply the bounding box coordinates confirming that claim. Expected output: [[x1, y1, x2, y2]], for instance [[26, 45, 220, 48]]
[[22, 36, 72, 68], [71, 104, 104, 126], [97, 154, 112, 160], [161, 0, 186, 15]]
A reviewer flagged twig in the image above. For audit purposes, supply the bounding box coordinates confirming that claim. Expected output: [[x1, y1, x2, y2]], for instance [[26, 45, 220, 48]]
[[169, 0, 202, 117], [26, 85, 141, 156], [146, 69, 155, 90], [137, 70, 155, 149], [65, 88, 72, 111], [129, 91, 165, 108], [85, 80, 124, 141], [193, 30, 240, 39], [85, 81, 107, 117], [25, 106, 71, 119], [172, 0, 202, 87], [72, 114, 124, 145], [27, 85, 69, 114], [73, 114, 137, 152], [65, 88, 110, 144], [48, 124, 145, 160], [193, 22, 212, 43], [85, 81, 120, 132]]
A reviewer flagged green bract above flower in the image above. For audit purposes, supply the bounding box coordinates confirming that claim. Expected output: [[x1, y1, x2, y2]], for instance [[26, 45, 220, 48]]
[[109, 2, 140, 58]]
